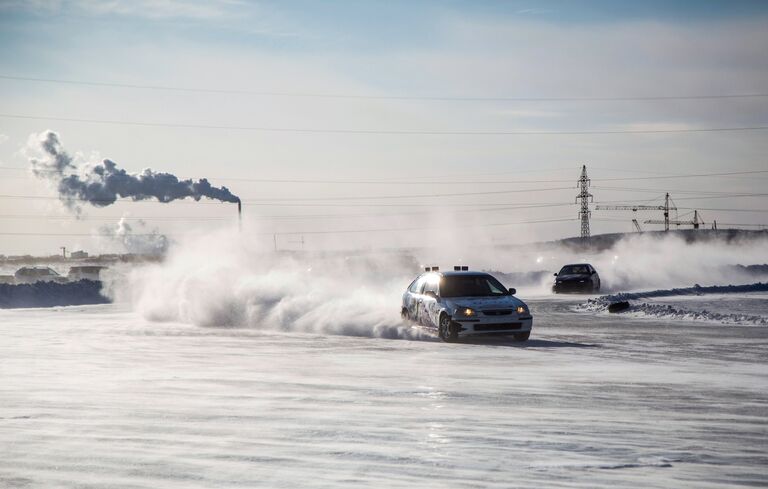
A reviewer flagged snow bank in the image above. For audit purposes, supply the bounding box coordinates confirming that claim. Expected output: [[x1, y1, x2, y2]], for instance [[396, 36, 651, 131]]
[[598, 282, 768, 302], [0, 280, 110, 309], [577, 282, 768, 326]]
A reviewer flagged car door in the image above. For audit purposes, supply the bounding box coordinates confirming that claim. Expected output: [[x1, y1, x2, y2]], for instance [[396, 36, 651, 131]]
[[405, 276, 425, 320], [420, 279, 440, 328]]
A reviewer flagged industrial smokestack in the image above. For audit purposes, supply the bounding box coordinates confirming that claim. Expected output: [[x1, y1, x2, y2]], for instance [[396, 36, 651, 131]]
[[28, 131, 241, 212]]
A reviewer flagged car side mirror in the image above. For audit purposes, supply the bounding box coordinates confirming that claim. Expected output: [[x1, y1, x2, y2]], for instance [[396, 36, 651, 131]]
[[590, 270, 596, 275], [508, 288, 516, 295], [425, 291, 438, 299], [553, 273, 558, 276]]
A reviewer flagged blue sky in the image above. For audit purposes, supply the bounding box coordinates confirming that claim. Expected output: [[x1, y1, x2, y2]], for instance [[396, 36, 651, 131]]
[[0, 1, 767, 254]]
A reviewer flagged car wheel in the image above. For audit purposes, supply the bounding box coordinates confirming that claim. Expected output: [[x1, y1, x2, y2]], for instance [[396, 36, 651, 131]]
[[513, 331, 530, 342], [438, 314, 458, 343], [401, 308, 409, 321]]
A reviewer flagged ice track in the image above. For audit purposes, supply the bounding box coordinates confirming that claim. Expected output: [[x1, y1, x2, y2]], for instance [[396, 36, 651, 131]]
[[1, 299, 767, 488]]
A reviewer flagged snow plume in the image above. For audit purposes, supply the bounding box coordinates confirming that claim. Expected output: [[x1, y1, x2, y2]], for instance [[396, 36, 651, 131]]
[[123, 228, 430, 340], [97, 217, 169, 255], [494, 232, 768, 295], [28, 131, 241, 212]]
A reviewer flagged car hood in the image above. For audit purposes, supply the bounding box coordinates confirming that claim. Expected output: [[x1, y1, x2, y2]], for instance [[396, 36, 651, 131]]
[[556, 274, 591, 282], [444, 295, 525, 310]]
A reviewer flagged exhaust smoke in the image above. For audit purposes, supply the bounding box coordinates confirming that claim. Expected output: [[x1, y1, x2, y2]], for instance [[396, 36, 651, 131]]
[[28, 131, 241, 212]]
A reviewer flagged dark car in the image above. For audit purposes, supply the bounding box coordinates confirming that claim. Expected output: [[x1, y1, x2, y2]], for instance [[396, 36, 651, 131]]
[[552, 263, 601, 293]]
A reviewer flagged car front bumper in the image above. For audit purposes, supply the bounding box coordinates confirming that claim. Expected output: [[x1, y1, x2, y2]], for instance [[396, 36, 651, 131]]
[[553, 281, 594, 293], [454, 317, 533, 336]]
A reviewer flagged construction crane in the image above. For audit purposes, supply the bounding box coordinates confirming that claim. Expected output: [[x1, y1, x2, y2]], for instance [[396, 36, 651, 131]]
[[595, 193, 677, 231], [645, 210, 703, 229]]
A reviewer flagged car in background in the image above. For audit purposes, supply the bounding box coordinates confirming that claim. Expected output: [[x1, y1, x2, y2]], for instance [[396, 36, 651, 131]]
[[13, 266, 68, 284], [552, 263, 601, 293], [401, 267, 533, 342]]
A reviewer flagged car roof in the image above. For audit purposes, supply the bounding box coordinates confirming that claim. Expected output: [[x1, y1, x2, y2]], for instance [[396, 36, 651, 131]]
[[419, 271, 491, 278], [561, 263, 593, 267]]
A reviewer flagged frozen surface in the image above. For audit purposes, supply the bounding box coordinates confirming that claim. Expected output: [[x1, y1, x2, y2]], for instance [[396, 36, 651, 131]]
[[1, 300, 766, 489]]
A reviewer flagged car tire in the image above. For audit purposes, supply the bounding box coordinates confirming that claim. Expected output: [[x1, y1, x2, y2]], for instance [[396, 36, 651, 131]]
[[438, 314, 458, 343], [513, 331, 530, 342]]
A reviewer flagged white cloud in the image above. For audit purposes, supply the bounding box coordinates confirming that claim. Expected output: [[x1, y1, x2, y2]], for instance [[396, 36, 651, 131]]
[[1, 0, 249, 20], [75, 0, 245, 19]]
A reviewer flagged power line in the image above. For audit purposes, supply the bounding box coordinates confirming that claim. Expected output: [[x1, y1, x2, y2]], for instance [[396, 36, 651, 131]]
[[0, 217, 577, 238], [4, 74, 767, 102], [677, 207, 768, 213], [592, 185, 757, 195], [0, 202, 576, 222], [242, 186, 573, 202], [0, 187, 574, 205], [2, 113, 767, 136], [4, 166, 767, 185]]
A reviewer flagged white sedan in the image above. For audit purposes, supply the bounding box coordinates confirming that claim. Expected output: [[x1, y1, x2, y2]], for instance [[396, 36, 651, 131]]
[[401, 269, 533, 342]]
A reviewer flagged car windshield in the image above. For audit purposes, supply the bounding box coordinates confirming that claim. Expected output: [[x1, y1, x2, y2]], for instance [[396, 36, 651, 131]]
[[559, 265, 590, 275], [440, 275, 508, 297]]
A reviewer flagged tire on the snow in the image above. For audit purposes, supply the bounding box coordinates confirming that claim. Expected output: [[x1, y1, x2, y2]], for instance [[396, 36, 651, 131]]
[[438, 313, 458, 343], [513, 331, 530, 342], [608, 301, 630, 313]]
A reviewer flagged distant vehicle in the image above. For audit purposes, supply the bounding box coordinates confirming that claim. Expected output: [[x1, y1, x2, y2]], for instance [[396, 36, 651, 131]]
[[552, 263, 601, 293], [68, 266, 105, 282], [401, 267, 533, 342], [14, 266, 67, 284]]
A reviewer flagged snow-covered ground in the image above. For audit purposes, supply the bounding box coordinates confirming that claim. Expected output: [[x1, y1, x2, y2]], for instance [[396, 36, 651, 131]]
[[2, 298, 766, 488], [578, 284, 768, 325]]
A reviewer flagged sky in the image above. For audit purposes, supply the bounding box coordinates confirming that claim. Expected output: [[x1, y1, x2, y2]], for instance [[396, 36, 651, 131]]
[[0, 0, 767, 255]]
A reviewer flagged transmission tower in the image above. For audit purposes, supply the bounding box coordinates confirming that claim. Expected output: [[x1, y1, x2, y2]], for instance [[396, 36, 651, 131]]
[[576, 165, 593, 238]]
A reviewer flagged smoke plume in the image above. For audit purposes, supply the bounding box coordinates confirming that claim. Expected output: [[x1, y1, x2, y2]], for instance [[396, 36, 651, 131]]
[[28, 131, 240, 212], [97, 217, 169, 255]]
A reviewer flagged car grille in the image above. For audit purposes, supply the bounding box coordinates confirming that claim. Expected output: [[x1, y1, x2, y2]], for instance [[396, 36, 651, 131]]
[[474, 322, 522, 331], [482, 309, 512, 316], [555, 282, 591, 291]]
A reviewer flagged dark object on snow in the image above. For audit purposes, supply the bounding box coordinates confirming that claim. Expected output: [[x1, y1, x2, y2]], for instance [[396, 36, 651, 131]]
[[608, 301, 630, 313], [553, 263, 601, 293], [0, 279, 110, 309]]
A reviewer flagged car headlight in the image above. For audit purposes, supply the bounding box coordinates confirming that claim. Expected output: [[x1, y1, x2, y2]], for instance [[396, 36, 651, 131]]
[[516, 305, 528, 314], [456, 306, 475, 317]]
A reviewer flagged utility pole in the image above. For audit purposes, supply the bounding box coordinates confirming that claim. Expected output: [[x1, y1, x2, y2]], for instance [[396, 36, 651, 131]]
[[576, 165, 593, 239], [60, 246, 66, 258]]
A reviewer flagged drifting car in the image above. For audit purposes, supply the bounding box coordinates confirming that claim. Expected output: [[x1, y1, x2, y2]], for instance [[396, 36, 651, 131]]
[[401, 267, 533, 342], [552, 263, 601, 293]]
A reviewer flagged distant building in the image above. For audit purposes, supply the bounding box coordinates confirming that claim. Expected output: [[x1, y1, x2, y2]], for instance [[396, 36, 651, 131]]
[[70, 250, 89, 259], [68, 266, 105, 282], [14, 267, 66, 284]]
